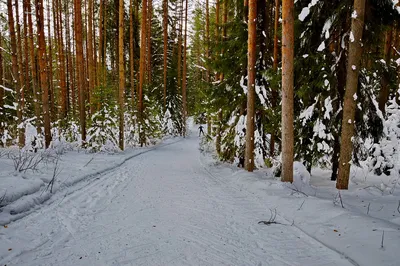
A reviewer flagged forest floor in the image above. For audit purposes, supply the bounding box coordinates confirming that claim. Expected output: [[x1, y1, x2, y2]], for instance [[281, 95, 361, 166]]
[[0, 127, 399, 266]]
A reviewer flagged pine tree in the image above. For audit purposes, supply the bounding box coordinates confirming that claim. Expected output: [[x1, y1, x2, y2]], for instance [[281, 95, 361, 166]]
[[8, 0, 24, 147], [36, 0, 51, 147], [74, 0, 86, 144], [245, 0, 257, 172], [182, 0, 188, 136], [163, 0, 168, 110], [118, 0, 125, 150], [337, 0, 367, 190], [281, 0, 294, 182], [138, 0, 148, 146]]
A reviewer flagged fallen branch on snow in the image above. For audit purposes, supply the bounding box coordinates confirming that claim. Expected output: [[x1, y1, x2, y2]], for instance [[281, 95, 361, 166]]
[[258, 209, 283, 226]]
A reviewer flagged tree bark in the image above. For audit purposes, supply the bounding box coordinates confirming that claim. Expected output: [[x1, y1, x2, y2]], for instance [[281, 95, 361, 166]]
[[378, 28, 393, 115], [27, 0, 41, 131], [138, 0, 148, 145], [118, 0, 125, 150], [270, 0, 280, 157], [177, 0, 183, 89], [74, 0, 86, 144], [56, 0, 67, 119], [182, 0, 188, 137], [15, 0, 25, 116], [281, 0, 294, 182], [88, 0, 95, 115], [337, 0, 366, 190], [47, 0, 56, 123], [8, 0, 25, 147], [36, 0, 51, 148], [147, 0, 153, 84], [130, 0, 136, 109], [0, 33, 3, 118], [163, 0, 168, 110], [245, 0, 257, 172]]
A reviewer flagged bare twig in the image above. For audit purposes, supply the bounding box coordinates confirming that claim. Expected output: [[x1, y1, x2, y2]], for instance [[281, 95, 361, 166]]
[[258, 209, 282, 226], [0, 190, 6, 206], [286, 184, 309, 197], [397, 200, 400, 214], [10, 150, 44, 173], [381, 230, 385, 249], [367, 203, 370, 215], [298, 199, 306, 211], [45, 158, 62, 193], [334, 191, 345, 208], [83, 156, 95, 167]]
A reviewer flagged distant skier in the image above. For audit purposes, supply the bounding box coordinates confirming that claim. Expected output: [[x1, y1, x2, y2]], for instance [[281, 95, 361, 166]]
[[198, 125, 205, 137]]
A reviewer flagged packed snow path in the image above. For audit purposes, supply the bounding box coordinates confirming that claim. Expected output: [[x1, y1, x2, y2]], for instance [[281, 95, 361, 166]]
[[1, 136, 354, 266]]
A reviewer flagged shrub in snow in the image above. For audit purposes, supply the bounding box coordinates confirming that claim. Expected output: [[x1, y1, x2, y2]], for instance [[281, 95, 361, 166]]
[[23, 122, 43, 152], [366, 98, 400, 176], [163, 109, 179, 136], [0, 122, 12, 147], [124, 112, 140, 147], [86, 106, 120, 153]]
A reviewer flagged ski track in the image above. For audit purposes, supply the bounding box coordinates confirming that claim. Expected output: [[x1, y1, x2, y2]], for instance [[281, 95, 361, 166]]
[[0, 135, 354, 266]]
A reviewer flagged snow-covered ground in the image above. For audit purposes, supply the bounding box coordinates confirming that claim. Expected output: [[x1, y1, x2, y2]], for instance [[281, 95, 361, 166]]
[[0, 129, 399, 265]]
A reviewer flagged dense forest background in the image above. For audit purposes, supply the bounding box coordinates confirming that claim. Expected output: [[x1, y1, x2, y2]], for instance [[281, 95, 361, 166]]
[[0, 0, 399, 190]]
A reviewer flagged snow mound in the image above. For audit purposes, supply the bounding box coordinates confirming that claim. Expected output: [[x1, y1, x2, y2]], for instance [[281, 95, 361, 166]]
[[293, 161, 311, 186]]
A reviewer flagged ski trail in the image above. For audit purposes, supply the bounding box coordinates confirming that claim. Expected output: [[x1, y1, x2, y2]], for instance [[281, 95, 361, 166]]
[[1, 135, 354, 266]]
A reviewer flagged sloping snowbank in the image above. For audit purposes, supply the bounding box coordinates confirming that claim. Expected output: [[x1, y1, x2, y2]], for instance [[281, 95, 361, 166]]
[[0, 137, 181, 225], [199, 153, 400, 266]]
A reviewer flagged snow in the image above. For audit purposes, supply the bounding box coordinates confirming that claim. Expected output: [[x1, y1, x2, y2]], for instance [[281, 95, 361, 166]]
[[298, 7, 311, 22], [350, 32, 355, 43], [317, 41, 325, 51], [299, 0, 320, 22], [322, 18, 333, 39], [0, 127, 399, 266]]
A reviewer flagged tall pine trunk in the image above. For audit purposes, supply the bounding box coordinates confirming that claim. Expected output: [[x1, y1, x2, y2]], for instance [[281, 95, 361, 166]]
[[8, 0, 25, 147], [88, 0, 95, 115], [0, 33, 3, 123], [118, 0, 125, 150], [378, 28, 393, 115], [182, 0, 188, 137], [177, 0, 183, 89], [15, 0, 25, 116], [130, 0, 136, 109], [147, 0, 153, 83], [245, 0, 257, 172], [206, 0, 211, 136], [163, 0, 168, 110], [270, 0, 280, 156], [36, 0, 51, 148], [27, 0, 41, 131], [281, 0, 294, 182], [337, 0, 366, 190], [74, 0, 86, 144], [56, 0, 67, 119], [138, 0, 148, 146]]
